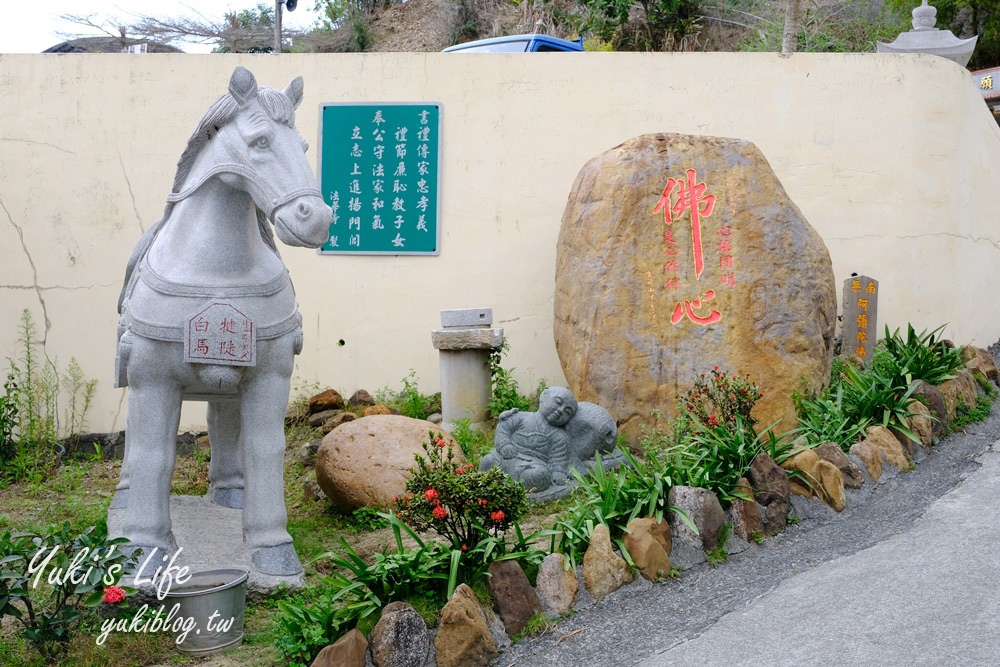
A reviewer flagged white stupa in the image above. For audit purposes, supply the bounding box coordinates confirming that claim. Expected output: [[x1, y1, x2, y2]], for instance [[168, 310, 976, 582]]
[[877, 1, 978, 67]]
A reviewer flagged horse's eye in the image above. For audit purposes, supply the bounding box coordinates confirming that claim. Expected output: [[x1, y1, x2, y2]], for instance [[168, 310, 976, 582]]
[[253, 136, 270, 149]]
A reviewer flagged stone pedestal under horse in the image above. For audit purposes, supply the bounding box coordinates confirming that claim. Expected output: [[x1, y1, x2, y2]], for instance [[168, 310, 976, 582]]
[[112, 67, 332, 576]]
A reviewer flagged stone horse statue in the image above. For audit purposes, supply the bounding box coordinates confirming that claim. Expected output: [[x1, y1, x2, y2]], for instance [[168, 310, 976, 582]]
[[112, 67, 332, 576]]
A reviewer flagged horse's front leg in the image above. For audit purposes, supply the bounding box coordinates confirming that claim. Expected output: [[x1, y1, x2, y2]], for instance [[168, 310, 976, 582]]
[[241, 337, 301, 576], [121, 354, 183, 558], [207, 399, 245, 508]]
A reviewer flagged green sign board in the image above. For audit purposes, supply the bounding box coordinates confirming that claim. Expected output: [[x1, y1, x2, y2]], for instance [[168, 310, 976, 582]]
[[318, 102, 441, 255]]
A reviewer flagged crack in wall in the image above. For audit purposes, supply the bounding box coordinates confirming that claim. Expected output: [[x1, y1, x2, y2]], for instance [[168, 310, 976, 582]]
[[0, 195, 51, 348], [830, 232, 1000, 252], [118, 150, 145, 234], [0, 137, 74, 155]]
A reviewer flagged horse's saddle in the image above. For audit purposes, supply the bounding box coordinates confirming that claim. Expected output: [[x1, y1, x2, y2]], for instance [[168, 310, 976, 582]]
[[115, 260, 303, 388]]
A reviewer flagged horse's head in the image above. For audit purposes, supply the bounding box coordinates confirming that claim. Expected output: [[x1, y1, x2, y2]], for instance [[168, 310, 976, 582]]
[[177, 67, 332, 248]]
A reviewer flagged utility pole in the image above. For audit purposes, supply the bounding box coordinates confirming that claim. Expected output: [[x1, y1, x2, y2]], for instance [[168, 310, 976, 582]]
[[273, 0, 297, 53]]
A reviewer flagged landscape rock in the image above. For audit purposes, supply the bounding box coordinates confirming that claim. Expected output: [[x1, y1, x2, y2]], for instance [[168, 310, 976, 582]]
[[309, 388, 345, 413], [815, 442, 864, 489], [746, 451, 791, 536], [962, 345, 1000, 385], [937, 369, 980, 422], [814, 459, 846, 511], [907, 399, 935, 447], [535, 553, 579, 615], [321, 411, 357, 434], [728, 477, 765, 541], [623, 517, 672, 581], [434, 584, 498, 667], [309, 409, 341, 428], [348, 388, 376, 406], [553, 133, 836, 440], [369, 601, 430, 667], [315, 415, 462, 511], [668, 486, 726, 568], [299, 438, 322, 466], [866, 425, 911, 470], [364, 404, 394, 416], [913, 381, 948, 437], [310, 628, 368, 667], [781, 449, 822, 497], [486, 560, 543, 638], [303, 479, 326, 502], [583, 523, 634, 599]]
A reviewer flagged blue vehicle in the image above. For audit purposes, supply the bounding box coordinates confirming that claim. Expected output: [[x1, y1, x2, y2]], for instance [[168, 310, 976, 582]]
[[443, 34, 584, 53]]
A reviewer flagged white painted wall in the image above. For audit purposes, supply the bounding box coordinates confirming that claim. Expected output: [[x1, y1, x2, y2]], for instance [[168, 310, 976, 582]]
[[1, 52, 997, 434]]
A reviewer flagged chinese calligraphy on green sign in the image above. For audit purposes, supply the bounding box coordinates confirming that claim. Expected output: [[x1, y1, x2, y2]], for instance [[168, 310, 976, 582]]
[[319, 103, 441, 254]]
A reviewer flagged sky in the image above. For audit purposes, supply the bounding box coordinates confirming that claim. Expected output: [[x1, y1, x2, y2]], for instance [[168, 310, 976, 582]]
[[0, 1, 321, 54]]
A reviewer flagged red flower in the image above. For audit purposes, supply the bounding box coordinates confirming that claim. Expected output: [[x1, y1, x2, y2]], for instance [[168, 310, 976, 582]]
[[432, 506, 448, 519], [491, 510, 505, 523], [102, 585, 126, 604], [424, 488, 439, 502], [435, 438, 447, 448], [478, 498, 488, 507], [461, 544, 468, 552], [455, 467, 465, 475]]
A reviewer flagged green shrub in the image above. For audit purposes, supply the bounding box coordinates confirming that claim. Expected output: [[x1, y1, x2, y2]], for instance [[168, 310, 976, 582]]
[[880, 324, 963, 386], [551, 448, 695, 568], [792, 382, 869, 451], [449, 417, 493, 465], [678, 366, 762, 438], [278, 513, 452, 667], [0, 519, 131, 660], [833, 356, 919, 444], [393, 433, 543, 585], [487, 341, 535, 418]]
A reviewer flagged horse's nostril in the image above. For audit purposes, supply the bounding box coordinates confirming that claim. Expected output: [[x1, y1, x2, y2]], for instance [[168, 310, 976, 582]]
[[296, 202, 311, 219]]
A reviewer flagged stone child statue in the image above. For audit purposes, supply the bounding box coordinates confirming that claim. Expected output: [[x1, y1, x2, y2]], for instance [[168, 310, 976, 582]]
[[480, 386, 624, 500]]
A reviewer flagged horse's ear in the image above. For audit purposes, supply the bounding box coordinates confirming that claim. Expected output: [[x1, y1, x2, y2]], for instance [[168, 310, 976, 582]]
[[284, 77, 304, 110], [229, 67, 258, 106]]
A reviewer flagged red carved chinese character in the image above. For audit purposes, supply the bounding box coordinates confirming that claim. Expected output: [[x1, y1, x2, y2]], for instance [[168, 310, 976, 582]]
[[653, 168, 716, 279], [670, 290, 722, 326], [220, 317, 239, 335], [716, 225, 733, 237], [717, 238, 732, 254], [194, 317, 210, 333], [665, 277, 683, 290], [664, 261, 679, 274], [720, 273, 736, 287], [719, 255, 734, 270], [196, 339, 209, 355]]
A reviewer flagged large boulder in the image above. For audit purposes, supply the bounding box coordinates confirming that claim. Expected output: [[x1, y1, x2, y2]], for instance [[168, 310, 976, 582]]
[[554, 133, 836, 439], [315, 415, 463, 512]]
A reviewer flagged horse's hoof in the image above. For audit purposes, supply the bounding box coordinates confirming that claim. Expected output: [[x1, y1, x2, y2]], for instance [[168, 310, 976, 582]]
[[251, 543, 303, 576], [110, 488, 129, 509], [209, 486, 244, 509]]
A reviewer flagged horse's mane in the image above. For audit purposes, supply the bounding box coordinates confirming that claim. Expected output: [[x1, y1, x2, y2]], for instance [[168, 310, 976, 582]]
[[118, 87, 297, 313]]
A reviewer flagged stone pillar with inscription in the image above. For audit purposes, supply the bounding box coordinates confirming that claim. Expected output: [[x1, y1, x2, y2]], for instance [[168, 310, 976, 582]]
[[431, 308, 503, 430], [842, 275, 879, 363]]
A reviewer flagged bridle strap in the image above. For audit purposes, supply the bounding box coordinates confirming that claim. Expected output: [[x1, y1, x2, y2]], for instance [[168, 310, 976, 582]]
[[166, 127, 322, 220]]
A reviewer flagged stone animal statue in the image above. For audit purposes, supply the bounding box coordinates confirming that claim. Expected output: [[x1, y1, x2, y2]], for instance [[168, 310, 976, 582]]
[[480, 386, 624, 501], [111, 67, 332, 576]]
